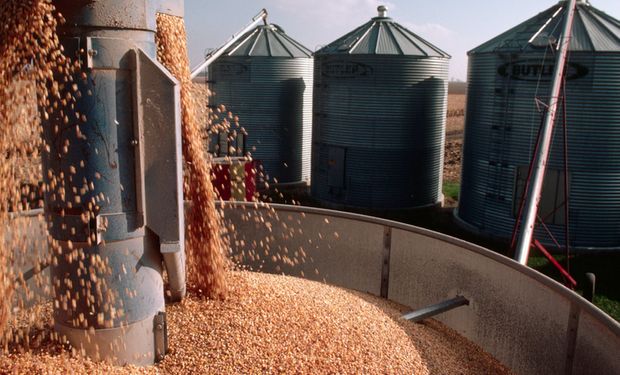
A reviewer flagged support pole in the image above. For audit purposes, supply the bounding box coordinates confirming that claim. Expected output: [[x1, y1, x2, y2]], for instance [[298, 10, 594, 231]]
[[583, 273, 596, 302], [514, 0, 578, 265]]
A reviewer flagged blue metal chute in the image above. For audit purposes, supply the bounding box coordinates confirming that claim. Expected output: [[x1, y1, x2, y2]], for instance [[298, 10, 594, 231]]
[[43, 0, 186, 365]]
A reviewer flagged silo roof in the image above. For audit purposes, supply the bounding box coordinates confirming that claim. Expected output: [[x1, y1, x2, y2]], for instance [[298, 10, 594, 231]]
[[470, 0, 620, 54], [315, 8, 450, 57], [222, 24, 312, 58]]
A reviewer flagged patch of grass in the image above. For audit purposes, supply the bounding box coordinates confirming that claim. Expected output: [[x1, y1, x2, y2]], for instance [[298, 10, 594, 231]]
[[593, 295, 620, 321], [528, 253, 620, 321], [443, 181, 460, 201]]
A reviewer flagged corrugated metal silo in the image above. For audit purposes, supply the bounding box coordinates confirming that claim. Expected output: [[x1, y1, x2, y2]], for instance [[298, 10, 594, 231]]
[[457, 0, 620, 250], [311, 6, 451, 209], [208, 23, 313, 185]]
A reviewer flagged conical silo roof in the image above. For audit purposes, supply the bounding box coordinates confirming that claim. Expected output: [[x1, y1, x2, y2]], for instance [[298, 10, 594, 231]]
[[221, 24, 312, 58], [470, 0, 620, 54], [316, 6, 450, 57]]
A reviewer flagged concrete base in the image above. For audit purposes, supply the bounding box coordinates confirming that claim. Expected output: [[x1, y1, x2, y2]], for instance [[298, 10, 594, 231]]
[[55, 312, 164, 366]]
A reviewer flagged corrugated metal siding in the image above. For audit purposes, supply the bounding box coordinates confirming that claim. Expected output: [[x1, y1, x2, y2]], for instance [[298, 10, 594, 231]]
[[458, 52, 620, 250], [209, 57, 313, 183], [311, 55, 449, 209]]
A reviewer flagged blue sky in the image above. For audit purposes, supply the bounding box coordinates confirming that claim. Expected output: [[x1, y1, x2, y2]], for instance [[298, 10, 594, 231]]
[[185, 0, 620, 81]]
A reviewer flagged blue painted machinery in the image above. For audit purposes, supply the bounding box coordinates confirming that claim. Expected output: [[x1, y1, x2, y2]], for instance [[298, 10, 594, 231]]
[[43, 0, 185, 365]]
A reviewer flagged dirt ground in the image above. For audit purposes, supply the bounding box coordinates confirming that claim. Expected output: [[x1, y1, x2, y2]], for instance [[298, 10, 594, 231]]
[[444, 140, 463, 182], [444, 94, 466, 184]]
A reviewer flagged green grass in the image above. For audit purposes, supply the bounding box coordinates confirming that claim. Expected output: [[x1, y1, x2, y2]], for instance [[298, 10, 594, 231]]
[[443, 181, 460, 201], [593, 295, 620, 322], [528, 253, 620, 321]]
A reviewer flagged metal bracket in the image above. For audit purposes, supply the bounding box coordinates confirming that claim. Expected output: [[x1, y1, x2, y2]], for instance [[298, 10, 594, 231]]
[[86, 37, 135, 70], [94, 213, 145, 244], [154, 311, 168, 362], [95, 214, 108, 244], [402, 296, 470, 323], [380, 226, 392, 298], [564, 303, 581, 375]]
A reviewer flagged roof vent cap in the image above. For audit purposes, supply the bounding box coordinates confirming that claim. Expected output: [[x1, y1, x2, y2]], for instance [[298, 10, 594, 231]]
[[377, 5, 388, 18]]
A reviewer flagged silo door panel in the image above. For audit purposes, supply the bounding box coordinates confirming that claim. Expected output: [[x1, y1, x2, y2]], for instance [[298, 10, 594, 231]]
[[327, 146, 346, 189], [513, 166, 568, 225]]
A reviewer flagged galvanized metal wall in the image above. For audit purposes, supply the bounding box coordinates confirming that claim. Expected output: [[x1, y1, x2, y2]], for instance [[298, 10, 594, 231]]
[[11, 204, 620, 374], [209, 57, 313, 184], [220, 202, 620, 375], [458, 52, 620, 250], [311, 55, 449, 209]]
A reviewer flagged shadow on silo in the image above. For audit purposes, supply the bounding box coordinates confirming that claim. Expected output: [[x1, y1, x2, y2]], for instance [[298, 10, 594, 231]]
[[277, 78, 305, 183]]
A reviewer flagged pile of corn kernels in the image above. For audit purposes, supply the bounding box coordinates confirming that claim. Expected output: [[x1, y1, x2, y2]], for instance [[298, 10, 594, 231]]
[[1, 271, 511, 374]]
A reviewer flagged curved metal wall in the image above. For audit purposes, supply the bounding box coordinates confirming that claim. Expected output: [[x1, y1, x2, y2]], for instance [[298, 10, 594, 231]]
[[219, 202, 620, 375], [311, 55, 449, 209], [458, 52, 620, 250], [209, 56, 313, 184], [14, 206, 620, 375], [12, 206, 620, 374]]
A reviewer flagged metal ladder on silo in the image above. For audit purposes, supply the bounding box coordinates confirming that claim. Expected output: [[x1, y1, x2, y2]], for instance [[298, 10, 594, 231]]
[[485, 21, 540, 219], [484, 54, 516, 223]]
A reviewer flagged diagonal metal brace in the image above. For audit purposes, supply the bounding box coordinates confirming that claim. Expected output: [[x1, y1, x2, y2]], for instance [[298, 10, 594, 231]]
[[402, 296, 470, 323]]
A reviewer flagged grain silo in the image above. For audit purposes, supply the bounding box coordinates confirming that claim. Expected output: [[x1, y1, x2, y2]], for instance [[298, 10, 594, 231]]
[[457, 0, 620, 250], [311, 6, 450, 210], [208, 23, 313, 185]]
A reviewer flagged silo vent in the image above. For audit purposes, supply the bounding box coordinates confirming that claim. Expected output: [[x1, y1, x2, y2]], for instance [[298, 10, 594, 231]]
[[377, 5, 388, 18]]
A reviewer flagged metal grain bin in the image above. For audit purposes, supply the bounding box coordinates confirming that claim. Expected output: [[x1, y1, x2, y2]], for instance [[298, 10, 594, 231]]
[[457, 1, 620, 250], [311, 6, 450, 210], [209, 23, 313, 185]]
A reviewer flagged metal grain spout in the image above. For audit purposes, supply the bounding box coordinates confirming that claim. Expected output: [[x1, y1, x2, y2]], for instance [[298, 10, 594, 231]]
[[45, 0, 185, 366]]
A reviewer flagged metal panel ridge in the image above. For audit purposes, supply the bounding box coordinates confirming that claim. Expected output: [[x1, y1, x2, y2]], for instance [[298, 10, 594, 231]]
[[469, 1, 620, 54], [225, 24, 312, 58], [316, 16, 450, 57]]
